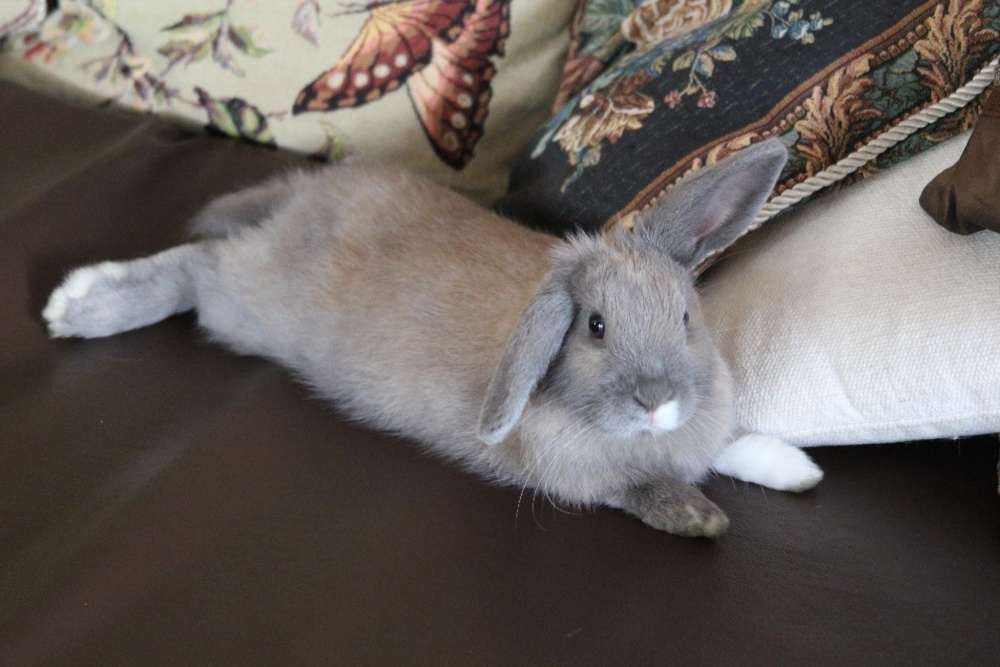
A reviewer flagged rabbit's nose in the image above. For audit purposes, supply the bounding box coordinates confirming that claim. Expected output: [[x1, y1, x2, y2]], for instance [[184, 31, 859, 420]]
[[634, 377, 681, 431], [633, 376, 674, 411]]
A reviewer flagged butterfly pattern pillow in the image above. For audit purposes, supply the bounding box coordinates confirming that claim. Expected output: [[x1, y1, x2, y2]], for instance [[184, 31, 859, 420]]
[[0, 0, 578, 203], [497, 0, 1000, 243]]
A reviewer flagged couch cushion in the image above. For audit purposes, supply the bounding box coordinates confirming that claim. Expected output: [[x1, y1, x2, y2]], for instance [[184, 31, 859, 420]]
[[2, 81, 1000, 665], [0, 0, 578, 203], [499, 0, 1000, 252], [700, 130, 1000, 445]]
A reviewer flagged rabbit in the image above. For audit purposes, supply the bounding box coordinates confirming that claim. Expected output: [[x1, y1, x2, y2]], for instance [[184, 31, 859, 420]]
[[42, 138, 822, 538]]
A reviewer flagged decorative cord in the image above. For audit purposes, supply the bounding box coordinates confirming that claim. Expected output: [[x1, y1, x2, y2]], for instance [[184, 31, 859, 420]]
[[753, 56, 1000, 227]]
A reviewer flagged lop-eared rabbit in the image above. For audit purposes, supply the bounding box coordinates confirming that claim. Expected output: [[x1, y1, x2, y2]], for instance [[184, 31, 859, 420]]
[[44, 139, 821, 537]]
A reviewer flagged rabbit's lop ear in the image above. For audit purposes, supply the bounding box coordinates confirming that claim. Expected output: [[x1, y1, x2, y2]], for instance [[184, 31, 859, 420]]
[[478, 268, 575, 446], [629, 138, 788, 268]]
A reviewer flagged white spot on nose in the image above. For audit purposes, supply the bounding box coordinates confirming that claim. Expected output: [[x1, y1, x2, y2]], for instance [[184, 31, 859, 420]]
[[652, 400, 680, 431]]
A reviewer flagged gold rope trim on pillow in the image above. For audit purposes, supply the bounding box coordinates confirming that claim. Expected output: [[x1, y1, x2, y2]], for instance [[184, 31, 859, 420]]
[[752, 56, 1000, 228]]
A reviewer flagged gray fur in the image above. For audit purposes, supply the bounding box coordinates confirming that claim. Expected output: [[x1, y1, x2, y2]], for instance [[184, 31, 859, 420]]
[[478, 266, 575, 446], [630, 137, 788, 268], [43, 246, 197, 339], [43, 140, 790, 537], [617, 479, 729, 538], [187, 173, 297, 239]]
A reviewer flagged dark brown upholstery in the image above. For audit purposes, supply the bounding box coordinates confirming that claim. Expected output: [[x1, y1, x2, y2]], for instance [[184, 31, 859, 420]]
[[2, 82, 998, 664]]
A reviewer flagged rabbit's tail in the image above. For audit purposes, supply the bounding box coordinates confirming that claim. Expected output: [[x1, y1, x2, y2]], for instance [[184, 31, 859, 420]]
[[43, 244, 203, 339], [187, 174, 295, 240]]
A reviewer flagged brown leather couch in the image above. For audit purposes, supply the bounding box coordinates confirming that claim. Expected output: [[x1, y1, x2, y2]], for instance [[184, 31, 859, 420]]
[[2, 83, 998, 664]]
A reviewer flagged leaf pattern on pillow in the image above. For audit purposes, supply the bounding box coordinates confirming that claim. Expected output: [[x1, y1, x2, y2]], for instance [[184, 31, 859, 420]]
[[554, 70, 655, 191], [0, 0, 44, 50], [793, 55, 883, 178], [291, 0, 322, 46], [2, 0, 520, 170], [195, 87, 280, 146], [158, 3, 275, 78], [916, 0, 999, 100], [621, 0, 734, 48], [1, 0, 580, 203], [540, 0, 833, 186], [503, 0, 1000, 243]]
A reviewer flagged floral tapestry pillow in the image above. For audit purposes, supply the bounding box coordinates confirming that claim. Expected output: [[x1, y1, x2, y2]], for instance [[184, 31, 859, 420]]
[[0, 0, 578, 203], [498, 0, 1000, 247]]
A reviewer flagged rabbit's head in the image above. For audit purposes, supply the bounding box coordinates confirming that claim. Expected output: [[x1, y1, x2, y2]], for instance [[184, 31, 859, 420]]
[[478, 139, 788, 445]]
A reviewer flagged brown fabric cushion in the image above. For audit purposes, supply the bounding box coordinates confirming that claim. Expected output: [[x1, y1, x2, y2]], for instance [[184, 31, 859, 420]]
[[920, 83, 1000, 234]]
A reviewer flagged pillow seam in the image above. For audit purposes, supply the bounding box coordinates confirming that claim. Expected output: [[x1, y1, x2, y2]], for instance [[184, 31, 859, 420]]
[[766, 408, 1000, 443]]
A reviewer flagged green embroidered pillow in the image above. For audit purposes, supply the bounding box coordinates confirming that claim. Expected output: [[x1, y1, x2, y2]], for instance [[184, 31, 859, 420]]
[[498, 0, 1000, 249], [0, 0, 578, 204]]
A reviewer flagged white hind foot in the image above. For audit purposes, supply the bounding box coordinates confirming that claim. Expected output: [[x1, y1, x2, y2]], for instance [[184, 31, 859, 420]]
[[44, 262, 132, 338], [44, 246, 198, 339], [713, 433, 823, 492]]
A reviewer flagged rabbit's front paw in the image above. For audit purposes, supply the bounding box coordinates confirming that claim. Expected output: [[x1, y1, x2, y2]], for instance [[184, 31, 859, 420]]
[[714, 434, 823, 492], [620, 481, 729, 538]]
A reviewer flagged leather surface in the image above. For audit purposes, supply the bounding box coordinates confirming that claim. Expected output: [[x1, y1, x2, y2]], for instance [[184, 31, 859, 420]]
[[2, 83, 998, 664]]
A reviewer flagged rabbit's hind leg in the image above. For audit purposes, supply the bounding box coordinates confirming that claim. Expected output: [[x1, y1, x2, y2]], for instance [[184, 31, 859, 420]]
[[44, 244, 202, 339]]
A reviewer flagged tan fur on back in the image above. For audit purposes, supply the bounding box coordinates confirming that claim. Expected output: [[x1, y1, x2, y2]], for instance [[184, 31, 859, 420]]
[[212, 165, 557, 455]]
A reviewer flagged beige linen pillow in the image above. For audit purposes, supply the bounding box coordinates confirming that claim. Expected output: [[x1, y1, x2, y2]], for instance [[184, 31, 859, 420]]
[[0, 0, 577, 204], [701, 131, 1000, 446]]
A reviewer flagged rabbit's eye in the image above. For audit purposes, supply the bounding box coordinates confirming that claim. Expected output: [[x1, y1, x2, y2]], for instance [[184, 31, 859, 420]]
[[683, 311, 689, 326], [588, 313, 605, 339]]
